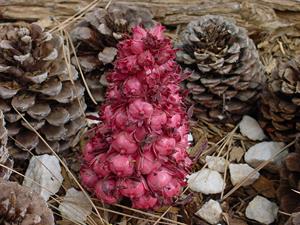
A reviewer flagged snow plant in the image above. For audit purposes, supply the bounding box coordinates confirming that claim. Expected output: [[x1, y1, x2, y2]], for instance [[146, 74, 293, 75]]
[[80, 24, 192, 210]]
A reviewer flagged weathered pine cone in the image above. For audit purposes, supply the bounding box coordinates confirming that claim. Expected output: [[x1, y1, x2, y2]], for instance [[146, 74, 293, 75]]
[[177, 15, 265, 123], [277, 138, 300, 216], [259, 56, 300, 142], [0, 110, 13, 180], [0, 23, 87, 159], [71, 4, 154, 106], [0, 180, 54, 225]]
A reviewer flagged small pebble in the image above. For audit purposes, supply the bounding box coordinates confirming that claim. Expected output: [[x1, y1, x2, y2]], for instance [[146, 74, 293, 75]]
[[195, 199, 223, 224], [245, 141, 288, 171], [245, 196, 278, 224], [188, 168, 225, 194], [188, 133, 194, 143], [23, 154, 63, 201], [229, 163, 260, 186], [206, 156, 228, 173], [239, 115, 266, 141]]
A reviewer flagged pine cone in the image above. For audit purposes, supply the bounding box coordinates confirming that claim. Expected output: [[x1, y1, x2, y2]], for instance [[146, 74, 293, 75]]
[[285, 213, 300, 225], [0, 180, 54, 225], [71, 4, 154, 105], [0, 23, 87, 159], [277, 139, 300, 216], [0, 110, 13, 180], [176, 15, 265, 123], [259, 56, 300, 142]]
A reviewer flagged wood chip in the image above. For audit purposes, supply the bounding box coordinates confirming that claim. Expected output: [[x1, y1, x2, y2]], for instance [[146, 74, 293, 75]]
[[252, 176, 277, 198], [229, 146, 245, 162]]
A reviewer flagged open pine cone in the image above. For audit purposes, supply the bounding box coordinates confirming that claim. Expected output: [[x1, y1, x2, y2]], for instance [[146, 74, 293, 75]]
[[0, 110, 13, 180], [259, 56, 300, 142], [0, 23, 87, 159], [0, 180, 54, 225], [71, 4, 154, 106], [177, 15, 265, 123], [277, 138, 300, 216]]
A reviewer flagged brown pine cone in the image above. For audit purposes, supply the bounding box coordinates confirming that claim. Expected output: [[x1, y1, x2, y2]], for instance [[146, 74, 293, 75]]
[[0, 110, 13, 180], [0, 23, 87, 159], [71, 4, 154, 106], [0, 180, 54, 225], [285, 213, 300, 225], [176, 15, 265, 123], [259, 56, 300, 142], [277, 139, 300, 216]]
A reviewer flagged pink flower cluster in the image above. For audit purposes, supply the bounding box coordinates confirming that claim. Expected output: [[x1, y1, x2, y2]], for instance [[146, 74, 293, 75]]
[[80, 25, 192, 210]]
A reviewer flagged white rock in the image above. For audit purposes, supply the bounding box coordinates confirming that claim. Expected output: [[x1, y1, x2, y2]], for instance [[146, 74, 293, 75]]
[[229, 163, 260, 186], [195, 199, 223, 224], [239, 115, 266, 141], [23, 154, 63, 201], [59, 188, 92, 223], [188, 168, 225, 194], [245, 196, 278, 224], [188, 133, 194, 143], [86, 112, 100, 126], [245, 141, 288, 171], [206, 156, 228, 173]]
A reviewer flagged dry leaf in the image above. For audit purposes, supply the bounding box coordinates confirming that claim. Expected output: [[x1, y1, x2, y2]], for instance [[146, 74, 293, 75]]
[[229, 147, 245, 162]]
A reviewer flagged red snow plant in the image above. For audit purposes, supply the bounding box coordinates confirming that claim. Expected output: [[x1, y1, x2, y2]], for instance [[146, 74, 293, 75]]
[[80, 24, 192, 210]]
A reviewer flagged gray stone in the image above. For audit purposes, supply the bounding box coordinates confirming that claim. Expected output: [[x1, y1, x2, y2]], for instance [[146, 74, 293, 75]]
[[188, 168, 225, 194], [195, 199, 223, 224], [245, 141, 288, 171], [23, 154, 63, 201], [239, 115, 266, 141], [245, 196, 278, 224], [206, 156, 228, 173], [229, 163, 260, 186]]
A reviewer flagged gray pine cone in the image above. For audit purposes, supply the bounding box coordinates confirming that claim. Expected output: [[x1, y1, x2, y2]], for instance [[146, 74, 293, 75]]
[[0, 110, 13, 180], [177, 15, 265, 123], [260, 56, 300, 142], [0, 23, 87, 159], [0, 180, 54, 225]]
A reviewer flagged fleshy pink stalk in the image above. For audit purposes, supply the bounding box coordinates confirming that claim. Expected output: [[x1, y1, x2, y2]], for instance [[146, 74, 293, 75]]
[[80, 25, 192, 210]]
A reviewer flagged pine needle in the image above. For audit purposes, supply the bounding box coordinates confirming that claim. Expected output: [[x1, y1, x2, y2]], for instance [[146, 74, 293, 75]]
[[49, 0, 100, 33], [222, 140, 295, 200]]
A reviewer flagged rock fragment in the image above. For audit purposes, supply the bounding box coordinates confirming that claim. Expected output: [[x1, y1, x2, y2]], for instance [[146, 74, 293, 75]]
[[239, 115, 266, 141], [188, 168, 225, 194], [206, 156, 228, 173], [229, 163, 260, 186], [245, 196, 278, 224], [195, 199, 223, 224], [23, 154, 63, 201]]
